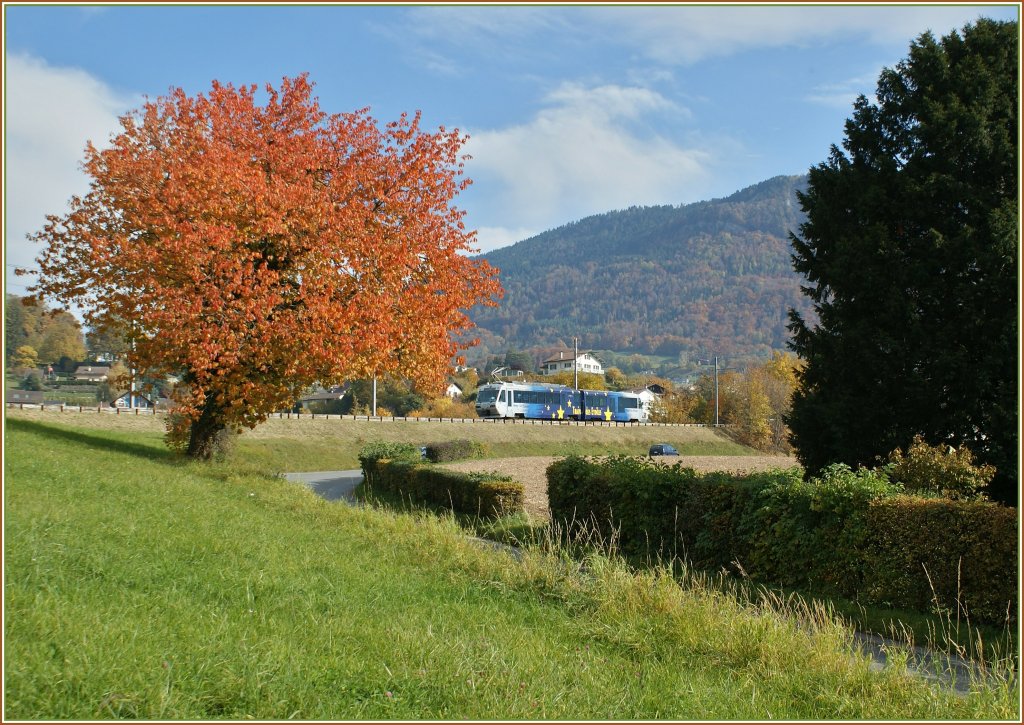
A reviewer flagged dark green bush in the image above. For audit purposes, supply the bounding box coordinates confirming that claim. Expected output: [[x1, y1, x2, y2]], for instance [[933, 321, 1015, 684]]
[[423, 439, 487, 463], [368, 460, 524, 519], [21, 371, 44, 391]]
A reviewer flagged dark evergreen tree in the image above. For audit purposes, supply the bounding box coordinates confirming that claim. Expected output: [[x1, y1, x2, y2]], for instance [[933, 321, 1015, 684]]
[[503, 350, 535, 372], [787, 19, 1018, 504]]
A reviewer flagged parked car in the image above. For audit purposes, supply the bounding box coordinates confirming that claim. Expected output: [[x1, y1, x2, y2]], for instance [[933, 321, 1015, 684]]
[[648, 443, 679, 457]]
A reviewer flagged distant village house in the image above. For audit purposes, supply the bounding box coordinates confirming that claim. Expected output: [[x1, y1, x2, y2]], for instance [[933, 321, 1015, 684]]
[[73, 365, 111, 382], [6, 389, 45, 405], [540, 351, 604, 377]]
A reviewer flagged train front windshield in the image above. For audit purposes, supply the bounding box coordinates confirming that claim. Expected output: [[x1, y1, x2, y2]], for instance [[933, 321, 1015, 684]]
[[477, 389, 499, 405]]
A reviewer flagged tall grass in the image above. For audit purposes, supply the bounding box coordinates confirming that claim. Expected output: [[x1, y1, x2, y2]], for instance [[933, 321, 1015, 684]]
[[4, 415, 1018, 719]]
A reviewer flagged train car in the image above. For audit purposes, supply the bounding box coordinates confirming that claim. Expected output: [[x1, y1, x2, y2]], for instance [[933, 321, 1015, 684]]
[[475, 381, 648, 422]]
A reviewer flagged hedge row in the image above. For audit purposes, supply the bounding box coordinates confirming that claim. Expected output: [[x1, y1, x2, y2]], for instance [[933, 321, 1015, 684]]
[[546, 457, 1017, 625], [423, 439, 487, 463], [359, 444, 523, 519]]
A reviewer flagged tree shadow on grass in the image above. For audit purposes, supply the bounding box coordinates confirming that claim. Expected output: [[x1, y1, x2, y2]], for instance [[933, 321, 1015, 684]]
[[6, 417, 179, 463]]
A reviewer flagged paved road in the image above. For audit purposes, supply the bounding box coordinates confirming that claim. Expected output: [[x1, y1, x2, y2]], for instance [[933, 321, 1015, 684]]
[[283, 470, 363, 503]]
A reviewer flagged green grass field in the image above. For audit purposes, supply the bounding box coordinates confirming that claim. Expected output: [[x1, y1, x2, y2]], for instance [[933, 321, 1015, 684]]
[[3, 407, 756, 471], [3, 411, 1019, 719]]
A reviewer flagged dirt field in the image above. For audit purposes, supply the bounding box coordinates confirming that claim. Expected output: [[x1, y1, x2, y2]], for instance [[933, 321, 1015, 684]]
[[440, 454, 800, 520]]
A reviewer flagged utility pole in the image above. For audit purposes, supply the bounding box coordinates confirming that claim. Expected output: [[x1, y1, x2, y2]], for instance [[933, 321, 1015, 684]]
[[713, 355, 719, 427], [573, 336, 579, 390]]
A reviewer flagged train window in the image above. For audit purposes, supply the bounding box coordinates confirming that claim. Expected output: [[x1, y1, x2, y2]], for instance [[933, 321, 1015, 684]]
[[498, 390, 506, 403], [620, 397, 639, 409], [478, 389, 498, 404]]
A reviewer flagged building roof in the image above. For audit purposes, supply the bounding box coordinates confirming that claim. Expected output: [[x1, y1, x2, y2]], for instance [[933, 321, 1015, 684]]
[[110, 390, 154, 404], [541, 351, 601, 365], [74, 365, 111, 378], [6, 389, 45, 404]]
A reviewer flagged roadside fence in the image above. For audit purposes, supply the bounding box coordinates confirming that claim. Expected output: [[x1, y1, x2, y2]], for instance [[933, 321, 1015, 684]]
[[5, 402, 721, 428]]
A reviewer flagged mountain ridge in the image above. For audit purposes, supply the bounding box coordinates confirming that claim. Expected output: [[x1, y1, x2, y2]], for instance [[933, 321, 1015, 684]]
[[468, 174, 815, 363]]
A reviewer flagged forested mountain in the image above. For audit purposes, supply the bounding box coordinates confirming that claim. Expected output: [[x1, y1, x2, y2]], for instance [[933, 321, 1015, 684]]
[[469, 175, 815, 362]]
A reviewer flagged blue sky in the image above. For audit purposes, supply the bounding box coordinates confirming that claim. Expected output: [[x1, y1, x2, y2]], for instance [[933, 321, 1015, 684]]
[[4, 2, 1019, 298]]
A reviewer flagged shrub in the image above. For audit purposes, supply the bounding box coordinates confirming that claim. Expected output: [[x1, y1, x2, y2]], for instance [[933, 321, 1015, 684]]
[[21, 370, 44, 391], [739, 464, 900, 594], [423, 439, 487, 463], [865, 496, 1017, 625], [408, 397, 478, 419], [546, 456, 1015, 625], [368, 460, 523, 518], [357, 442, 421, 483], [884, 434, 996, 500]]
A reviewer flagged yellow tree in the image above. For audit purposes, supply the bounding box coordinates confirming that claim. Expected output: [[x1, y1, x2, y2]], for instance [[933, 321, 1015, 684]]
[[23, 75, 501, 458], [736, 370, 774, 450], [36, 312, 87, 365]]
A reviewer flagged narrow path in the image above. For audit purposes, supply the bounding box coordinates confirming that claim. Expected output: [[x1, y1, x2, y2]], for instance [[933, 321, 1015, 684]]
[[283, 470, 363, 502]]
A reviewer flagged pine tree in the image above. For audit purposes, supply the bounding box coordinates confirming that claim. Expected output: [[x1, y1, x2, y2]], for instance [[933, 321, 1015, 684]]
[[787, 19, 1018, 504]]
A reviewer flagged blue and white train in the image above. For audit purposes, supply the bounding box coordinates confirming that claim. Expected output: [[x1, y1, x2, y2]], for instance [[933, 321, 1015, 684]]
[[475, 381, 649, 422]]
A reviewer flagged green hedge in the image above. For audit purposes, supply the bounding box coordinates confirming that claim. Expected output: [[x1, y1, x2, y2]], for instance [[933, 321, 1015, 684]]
[[359, 444, 523, 519], [423, 439, 487, 463], [358, 441, 421, 486], [546, 457, 1017, 625], [865, 497, 1018, 625]]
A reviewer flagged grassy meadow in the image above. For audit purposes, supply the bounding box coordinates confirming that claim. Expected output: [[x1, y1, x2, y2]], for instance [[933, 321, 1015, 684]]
[[3, 409, 1020, 720], [3, 407, 755, 471]]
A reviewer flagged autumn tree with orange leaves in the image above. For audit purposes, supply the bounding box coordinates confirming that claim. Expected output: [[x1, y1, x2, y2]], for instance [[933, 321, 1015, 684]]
[[22, 75, 501, 458]]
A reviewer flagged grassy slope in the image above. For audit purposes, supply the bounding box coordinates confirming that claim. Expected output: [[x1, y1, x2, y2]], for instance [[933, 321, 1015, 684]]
[[3, 408, 757, 471], [3, 414, 1017, 720]]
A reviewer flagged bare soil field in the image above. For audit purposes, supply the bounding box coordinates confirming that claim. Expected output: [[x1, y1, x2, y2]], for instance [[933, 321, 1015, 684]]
[[440, 454, 800, 520]]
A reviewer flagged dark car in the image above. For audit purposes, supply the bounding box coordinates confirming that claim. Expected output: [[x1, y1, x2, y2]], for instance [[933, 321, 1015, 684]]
[[648, 443, 679, 457]]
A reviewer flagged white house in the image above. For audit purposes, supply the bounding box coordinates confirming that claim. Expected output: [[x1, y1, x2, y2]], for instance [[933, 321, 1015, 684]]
[[628, 387, 661, 414], [445, 381, 463, 399], [540, 351, 604, 377]]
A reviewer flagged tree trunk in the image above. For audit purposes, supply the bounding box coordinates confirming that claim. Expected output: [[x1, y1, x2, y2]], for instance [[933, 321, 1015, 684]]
[[186, 393, 226, 460]]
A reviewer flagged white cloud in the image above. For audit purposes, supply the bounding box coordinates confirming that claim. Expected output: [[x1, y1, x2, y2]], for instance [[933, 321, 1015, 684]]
[[464, 83, 713, 236], [804, 71, 882, 109], [4, 53, 137, 294], [406, 5, 567, 45], [582, 5, 1013, 65], [472, 226, 542, 254], [406, 5, 1014, 69]]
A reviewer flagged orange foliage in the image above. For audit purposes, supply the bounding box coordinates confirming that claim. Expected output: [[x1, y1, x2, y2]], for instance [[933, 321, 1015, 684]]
[[24, 75, 502, 457]]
